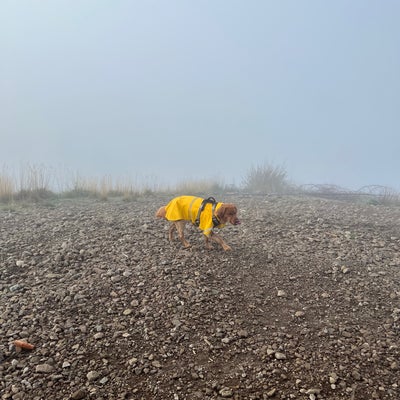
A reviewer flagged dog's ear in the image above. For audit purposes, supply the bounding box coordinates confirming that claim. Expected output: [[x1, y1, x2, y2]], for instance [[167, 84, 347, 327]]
[[216, 204, 237, 221], [215, 204, 227, 221]]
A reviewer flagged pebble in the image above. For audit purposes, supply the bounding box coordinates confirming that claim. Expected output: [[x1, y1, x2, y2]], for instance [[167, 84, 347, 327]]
[[71, 388, 87, 399], [237, 329, 249, 338], [352, 369, 361, 380], [86, 371, 100, 381], [128, 357, 138, 366], [329, 372, 339, 384], [341, 266, 350, 274], [94, 332, 104, 340], [219, 387, 233, 397], [35, 363, 54, 373], [9, 284, 23, 292], [275, 352, 286, 360], [172, 318, 182, 327]]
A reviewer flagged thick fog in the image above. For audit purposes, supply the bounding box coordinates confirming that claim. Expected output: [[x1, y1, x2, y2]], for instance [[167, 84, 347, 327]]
[[1, 1, 399, 190]]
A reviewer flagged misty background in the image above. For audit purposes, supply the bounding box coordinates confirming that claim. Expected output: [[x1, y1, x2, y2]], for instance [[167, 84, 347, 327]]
[[1, 1, 399, 190]]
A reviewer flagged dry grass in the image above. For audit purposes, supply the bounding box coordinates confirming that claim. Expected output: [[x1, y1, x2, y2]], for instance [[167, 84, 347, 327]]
[[0, 165, 232, 203], [0, 165, 168, 203], [0, 170, 14, 202], [1, 163, 399, 206], [174, 178, 228, 196]]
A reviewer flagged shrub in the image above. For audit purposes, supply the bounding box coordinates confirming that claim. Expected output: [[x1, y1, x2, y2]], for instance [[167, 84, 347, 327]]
[[242, 163, 290, 194]]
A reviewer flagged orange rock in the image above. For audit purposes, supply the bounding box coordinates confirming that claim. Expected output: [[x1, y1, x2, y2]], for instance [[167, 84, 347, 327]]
[[13, 340, 35, 350]]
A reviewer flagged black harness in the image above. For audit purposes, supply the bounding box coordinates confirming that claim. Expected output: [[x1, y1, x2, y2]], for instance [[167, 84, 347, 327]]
[[194, 197, 221, 228]]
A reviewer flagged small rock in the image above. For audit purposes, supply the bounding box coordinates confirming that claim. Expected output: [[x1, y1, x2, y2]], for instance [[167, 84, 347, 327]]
[[329, 372, 339, 384], [71, 388, 87, 400], [35, 364, 54, 373], [277, 290, 286, 297], [275, 352, 286, 360], [128, 357, 138, 366], [219, 387, 233, 397], [237, 329, 249, 338], [9, 284, 23, 292], [266, 348, 275, 355], [295, 311, 305, 317], [266, 388, 276, 397], [305, 388, 321, 395], [86, 370, 100, 381], [123, 309, 132, 316], [341, 265, 349, 274], [172, 318, 182, 327], [94, 332, 104, 340], [351, 369, 361, 380]]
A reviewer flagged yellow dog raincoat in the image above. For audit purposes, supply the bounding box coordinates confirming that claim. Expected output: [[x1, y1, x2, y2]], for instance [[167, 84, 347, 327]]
[[164, 196, 225, 236]]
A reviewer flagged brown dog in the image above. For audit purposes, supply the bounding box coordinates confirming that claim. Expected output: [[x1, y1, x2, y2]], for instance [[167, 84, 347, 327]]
[[156, 195, 240, 251]]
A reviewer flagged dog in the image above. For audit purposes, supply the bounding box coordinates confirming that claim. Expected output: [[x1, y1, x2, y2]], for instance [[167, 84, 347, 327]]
[[156, 195, 240, 251]]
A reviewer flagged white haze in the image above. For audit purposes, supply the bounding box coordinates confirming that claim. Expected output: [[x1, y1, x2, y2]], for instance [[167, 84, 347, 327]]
[[1, 1, 399, 190]]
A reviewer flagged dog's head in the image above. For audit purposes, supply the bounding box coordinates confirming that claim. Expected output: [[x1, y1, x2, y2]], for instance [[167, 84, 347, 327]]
[[215, 203, 241, 226]]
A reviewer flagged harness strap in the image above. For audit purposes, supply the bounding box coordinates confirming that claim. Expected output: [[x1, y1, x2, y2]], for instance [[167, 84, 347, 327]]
[[194, 197, 220, 228]]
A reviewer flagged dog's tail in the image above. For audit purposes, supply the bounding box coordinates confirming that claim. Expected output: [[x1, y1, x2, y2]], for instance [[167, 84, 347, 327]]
[[155, 206, 167, 219]]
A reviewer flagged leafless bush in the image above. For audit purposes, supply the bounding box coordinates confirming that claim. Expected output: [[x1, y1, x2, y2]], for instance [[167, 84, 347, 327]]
[[358, 185, 400, 206], [242, 163, 291, 194]]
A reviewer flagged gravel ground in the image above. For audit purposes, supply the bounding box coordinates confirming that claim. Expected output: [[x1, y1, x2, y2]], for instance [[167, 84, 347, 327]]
[[1, 194, 400, 400]]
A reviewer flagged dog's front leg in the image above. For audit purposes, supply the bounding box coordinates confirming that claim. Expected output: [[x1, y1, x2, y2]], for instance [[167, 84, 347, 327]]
[[175, 221, 191, 248], [208, 232, 232, 251], [204, 235, 213, 250]]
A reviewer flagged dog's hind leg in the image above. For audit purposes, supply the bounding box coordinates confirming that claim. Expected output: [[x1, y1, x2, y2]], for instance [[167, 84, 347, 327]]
[[168, 223, 176, 242]]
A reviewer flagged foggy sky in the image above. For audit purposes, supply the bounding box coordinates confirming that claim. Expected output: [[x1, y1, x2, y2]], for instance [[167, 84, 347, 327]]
[[1, 1, 399, 190]]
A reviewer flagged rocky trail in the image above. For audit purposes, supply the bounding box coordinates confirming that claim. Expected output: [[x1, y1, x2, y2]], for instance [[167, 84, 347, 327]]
[[1, 195, 399, 399]]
